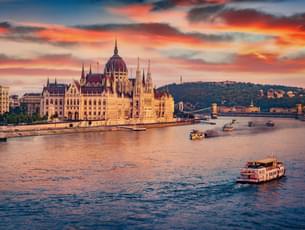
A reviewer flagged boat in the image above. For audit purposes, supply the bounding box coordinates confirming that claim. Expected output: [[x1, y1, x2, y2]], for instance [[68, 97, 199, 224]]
[[266, 120, 275, 127], [204, 129, 219, 138], [236, 157, 285, 184], [248, 121, 255, 127], [189, 129, 204, 140], [223, 123, 234, 132], [132, 127, 146, 131]]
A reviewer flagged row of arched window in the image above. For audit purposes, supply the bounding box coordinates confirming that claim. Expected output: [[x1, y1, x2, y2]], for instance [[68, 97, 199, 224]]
[[46, 99, 63, 105], [84, 99, 106, 106], [66, 99, 80, 106]]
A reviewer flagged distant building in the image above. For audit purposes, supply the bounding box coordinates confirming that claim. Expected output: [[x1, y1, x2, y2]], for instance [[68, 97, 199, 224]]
[[267, 89, 285, 99], [267, 89, 274, 98], [286, 91, 295, 98], [178, 101, 184, 112], [274, 90, 285, 98], [0, 85, 9, 115], [219, 101, 260, 113], [20, 93, 42, 116], [245, 100, 260, 113], [259, 89, 264, 97], [269, 107, 296, 113], [9, 95, 20, 109], [40, 40, 175, 123]]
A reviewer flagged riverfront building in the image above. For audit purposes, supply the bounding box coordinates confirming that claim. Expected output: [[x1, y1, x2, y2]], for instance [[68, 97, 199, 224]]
[[20, 93, 42, 116], [0, 85, 9, 115], [40, 41, 175, 124]]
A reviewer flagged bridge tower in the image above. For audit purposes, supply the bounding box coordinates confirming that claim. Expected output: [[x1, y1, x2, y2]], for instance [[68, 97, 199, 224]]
[[211, 103, 218, 119], [296, 104, 304, 120]]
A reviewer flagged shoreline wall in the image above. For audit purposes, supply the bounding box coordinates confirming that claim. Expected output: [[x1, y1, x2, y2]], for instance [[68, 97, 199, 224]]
[[0, 119, 198, 139]]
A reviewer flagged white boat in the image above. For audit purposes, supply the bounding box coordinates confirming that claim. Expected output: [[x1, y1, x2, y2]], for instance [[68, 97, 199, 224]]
[[236, 157, 285, 183], [223, 123, 234, 132]]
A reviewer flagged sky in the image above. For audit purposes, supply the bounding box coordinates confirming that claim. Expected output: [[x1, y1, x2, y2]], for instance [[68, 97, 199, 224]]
[[0, 0, 305, 94]]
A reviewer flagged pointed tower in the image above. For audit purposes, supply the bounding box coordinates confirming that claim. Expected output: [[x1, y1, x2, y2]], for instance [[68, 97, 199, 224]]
[[142, 69, 146, 85], [114, 38, 118, 55], [55, 78, 57, 85], [135, 57, 142, 95], [146, 59, 153, 93], [136, 57, 141, 81], [89, 64, 92, 75], [47, 77, 49, 86], [80, 63, 86, 86]]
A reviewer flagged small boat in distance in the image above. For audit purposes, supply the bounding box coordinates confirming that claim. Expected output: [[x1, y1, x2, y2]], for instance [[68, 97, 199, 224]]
[[266, 120, 275, 127], [190, 129, 204, 140], [223, 123, 234, 132], [132, 127, 146, 131], [248, 121, 255, 127], [236, 157, 285, 184]]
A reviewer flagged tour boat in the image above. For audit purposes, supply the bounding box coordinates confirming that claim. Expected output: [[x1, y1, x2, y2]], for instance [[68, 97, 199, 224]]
[[190, 129, 204, 140], [236, 157, 285, 184], [223, 123, 234, 132], [266, 120, 275, 127]]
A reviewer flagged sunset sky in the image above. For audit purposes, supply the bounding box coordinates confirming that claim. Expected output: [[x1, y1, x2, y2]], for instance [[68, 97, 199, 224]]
[[1, 0, 305, 94]]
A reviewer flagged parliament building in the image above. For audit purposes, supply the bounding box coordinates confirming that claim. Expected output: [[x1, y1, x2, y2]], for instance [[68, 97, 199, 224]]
[[40, 41, 175, 124]]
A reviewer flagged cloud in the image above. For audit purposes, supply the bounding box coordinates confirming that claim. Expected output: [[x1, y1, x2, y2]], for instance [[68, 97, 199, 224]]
[[0, 53, 91, 78], [187, 7, 305, 47], [150, 0, 280, 11], [171, 52, 305, 73]]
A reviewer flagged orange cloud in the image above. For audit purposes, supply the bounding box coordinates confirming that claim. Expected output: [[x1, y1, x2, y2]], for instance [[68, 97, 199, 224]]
[[0, 67, 79, 77], [171, 52, 305, 74]]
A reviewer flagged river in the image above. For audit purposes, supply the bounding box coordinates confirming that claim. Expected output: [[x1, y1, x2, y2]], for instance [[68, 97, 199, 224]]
[[0, 117, 304, 229]]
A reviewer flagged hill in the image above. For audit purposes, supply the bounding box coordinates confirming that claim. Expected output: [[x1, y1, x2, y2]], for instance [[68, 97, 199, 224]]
[[158, 81, 305, 112]]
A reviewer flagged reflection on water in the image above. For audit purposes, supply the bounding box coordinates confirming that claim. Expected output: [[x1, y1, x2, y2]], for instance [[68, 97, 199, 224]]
[[0, 117, 305, 229]]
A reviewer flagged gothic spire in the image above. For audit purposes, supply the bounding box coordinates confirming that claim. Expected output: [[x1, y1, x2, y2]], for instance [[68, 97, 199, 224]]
[[47, 77, 49, 86], [81, 63, 85, 79], [137, 57, 140, 71], [142, 69, 145, 85], [114, 38, 118, 55], [89, 64, 92, 75]]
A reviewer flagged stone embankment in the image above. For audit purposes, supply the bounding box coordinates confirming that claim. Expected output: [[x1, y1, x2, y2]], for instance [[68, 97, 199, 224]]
[[0, 119, 198, 140]]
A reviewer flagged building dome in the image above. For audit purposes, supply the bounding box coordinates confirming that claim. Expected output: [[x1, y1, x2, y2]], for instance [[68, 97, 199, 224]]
[[104, 40, 128, 73]]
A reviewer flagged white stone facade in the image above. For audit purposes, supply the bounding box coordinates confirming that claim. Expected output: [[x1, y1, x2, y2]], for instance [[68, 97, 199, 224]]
[[40, 42, 175, 124]]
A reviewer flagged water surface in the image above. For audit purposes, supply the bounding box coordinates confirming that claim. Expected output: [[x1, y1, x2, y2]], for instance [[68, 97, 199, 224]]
[[0, 117, 304, 229]]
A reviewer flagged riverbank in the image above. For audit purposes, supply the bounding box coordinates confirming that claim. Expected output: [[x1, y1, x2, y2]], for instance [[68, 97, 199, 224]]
[[0, 119, 199, 140]]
